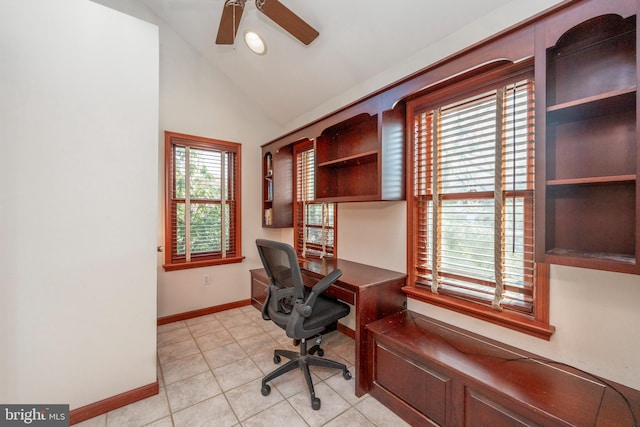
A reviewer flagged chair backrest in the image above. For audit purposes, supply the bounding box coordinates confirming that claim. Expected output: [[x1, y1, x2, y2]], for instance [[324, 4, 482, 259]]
[[255, 239, 306, 329]]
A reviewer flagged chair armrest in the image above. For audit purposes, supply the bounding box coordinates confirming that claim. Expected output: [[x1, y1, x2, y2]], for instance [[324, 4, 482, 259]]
[[311, 269, 342, 295], [295, 269, 343, 317]]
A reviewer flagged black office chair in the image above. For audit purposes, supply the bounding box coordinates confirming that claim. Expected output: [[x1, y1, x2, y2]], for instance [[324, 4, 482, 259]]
[[255, 238, 352, 410]]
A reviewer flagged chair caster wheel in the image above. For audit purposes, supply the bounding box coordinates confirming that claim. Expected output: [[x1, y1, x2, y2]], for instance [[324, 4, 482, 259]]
[[343, 370, 352, 380], [312, 397, 321, 410], [317, 348, 324, 357], [273, 354, 281, 364], [261, 384, 271, 396]]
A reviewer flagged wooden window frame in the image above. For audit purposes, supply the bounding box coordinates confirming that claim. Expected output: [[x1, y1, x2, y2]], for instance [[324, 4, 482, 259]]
[[163, 131, 243, 271], [405, 62, 554, 340], [293, 140, 337, 260]]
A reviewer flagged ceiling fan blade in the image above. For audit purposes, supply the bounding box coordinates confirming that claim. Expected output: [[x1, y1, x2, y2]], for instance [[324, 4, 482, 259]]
[[257, 0, 319, 45], [216, 1, 245, 45]]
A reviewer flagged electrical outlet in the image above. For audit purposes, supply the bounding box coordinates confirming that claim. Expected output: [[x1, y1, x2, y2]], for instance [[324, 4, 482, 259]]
[[203, 274, 210, 285]]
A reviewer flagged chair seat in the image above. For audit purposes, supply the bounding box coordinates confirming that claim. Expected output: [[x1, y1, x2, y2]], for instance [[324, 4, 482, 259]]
[[270, 293, 350, 336], [301, 295, 350, 336]]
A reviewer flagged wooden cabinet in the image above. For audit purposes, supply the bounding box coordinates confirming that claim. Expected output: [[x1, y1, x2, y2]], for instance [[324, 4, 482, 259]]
[[315, 114, 378, 201], [367, 310, 640, 426], [536, 7, 639, 274], [262, 100, 405, 204], [315, 106, 405, 202], [250, 268, 269, 309], [262, 146, 293, 228]]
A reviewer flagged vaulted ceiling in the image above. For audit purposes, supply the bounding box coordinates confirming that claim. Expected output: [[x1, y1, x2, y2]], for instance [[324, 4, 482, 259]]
[[96, 0, 561, 127]]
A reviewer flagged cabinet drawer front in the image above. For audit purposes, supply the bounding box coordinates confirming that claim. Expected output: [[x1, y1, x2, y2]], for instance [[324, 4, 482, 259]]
[[251, 276, 268, 306], [321, 284, 355, 305], [465, 388, 541, 427], [373, 343, 450, 426]]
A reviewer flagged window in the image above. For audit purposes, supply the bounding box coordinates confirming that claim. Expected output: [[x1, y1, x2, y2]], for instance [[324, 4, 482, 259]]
[[294, 141, 336, 259], [164, 131, 243, 271], [406, 64, 553, 339]]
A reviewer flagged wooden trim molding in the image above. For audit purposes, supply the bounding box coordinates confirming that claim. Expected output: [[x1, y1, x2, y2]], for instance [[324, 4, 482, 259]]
[[157, 299, 251, 325], [163, 131, 243, 270], [402, 286, 555, 340], [337, 322, 356, 339], [69, 382, 158, 425], [162, 256, 245, 272]]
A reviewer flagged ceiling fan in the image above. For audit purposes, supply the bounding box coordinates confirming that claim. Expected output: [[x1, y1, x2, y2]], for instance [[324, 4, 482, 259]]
[[215, 0, 319, 46]]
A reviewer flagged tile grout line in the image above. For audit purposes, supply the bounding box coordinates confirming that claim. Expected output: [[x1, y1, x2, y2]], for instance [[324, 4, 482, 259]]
[[201, 315, 243, 426], [164, 311, 283, 425], [155, 309, 369, 427], [81, 307, 409, 427]]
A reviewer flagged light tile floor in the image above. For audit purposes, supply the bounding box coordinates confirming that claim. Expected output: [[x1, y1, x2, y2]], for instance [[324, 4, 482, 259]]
[[76, 306, 410, 427]]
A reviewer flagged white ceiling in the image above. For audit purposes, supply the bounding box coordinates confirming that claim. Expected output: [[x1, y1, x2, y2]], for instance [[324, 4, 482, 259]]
[[101, 0, 546, 126]]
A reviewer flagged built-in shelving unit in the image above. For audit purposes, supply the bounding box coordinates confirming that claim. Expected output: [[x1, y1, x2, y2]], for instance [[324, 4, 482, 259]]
[[537, 12, 639, 274], [314, 107, 405, 203], [315, 113, 379, 201], [262, 99, 405, 204], [262, 146, 293, 228]]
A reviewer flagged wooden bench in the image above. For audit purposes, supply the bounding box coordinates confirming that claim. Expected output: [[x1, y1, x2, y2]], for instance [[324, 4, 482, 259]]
[[366, 310, 640, 426]]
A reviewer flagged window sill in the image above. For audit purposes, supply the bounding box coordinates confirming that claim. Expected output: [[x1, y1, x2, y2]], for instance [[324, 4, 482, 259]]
[[402, 286, 555, 340], [163, 256, 245, 271]]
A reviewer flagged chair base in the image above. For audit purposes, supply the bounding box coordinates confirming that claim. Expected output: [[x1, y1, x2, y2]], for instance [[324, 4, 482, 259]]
[[260, 339, 351, 410]]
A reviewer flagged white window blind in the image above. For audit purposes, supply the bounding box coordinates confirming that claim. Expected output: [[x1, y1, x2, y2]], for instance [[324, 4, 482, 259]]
[[296, 144, 336, 259], [414, 79, 535, 314], [170, 143, 238, 263]]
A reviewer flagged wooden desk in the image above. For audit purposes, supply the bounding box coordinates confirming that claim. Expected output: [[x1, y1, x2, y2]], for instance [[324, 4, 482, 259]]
[[250, 258, 407, 396]]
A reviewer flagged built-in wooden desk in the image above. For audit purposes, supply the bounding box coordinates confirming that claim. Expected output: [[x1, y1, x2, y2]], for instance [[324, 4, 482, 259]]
[[250, 258, 407, 396]]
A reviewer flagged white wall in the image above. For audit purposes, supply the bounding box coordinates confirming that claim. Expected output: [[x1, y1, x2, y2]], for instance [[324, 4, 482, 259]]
[[338, 202, 406, 273], [155, 9, 282, 318], [91, 0, 281, 318], [0, 0, 158, 408]]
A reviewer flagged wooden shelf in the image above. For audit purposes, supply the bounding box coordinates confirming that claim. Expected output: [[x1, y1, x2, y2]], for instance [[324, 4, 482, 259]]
[[317, 151, 378, 168], [546, 174, 636, 186], [314, 107, 405, 202], [546, 87, 636, 122], [545, 248, 636, 265]]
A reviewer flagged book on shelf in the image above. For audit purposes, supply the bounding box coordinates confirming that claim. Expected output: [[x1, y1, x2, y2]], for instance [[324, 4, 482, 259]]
[[267, 180, 273, 201], [264, 208, 273, 226], [265, 153, 273, 176]]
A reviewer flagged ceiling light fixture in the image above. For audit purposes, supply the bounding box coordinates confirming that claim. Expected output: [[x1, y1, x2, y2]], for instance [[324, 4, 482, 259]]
[[244, 30, 266, 55]]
